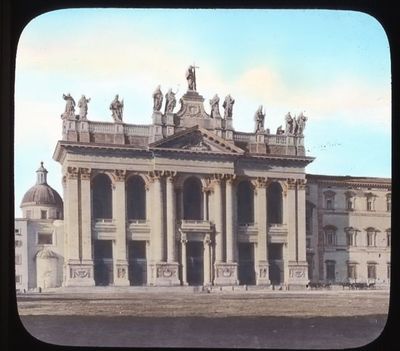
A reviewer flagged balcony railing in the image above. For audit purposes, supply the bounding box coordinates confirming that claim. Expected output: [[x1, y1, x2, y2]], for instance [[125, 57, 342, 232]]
[[180, 219, 212, 232], [268, 223, 288, 243]]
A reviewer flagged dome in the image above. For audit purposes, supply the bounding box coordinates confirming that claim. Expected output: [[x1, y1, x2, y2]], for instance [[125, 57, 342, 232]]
[[20, 162, 63, 208], [21, 184, 63, 207]]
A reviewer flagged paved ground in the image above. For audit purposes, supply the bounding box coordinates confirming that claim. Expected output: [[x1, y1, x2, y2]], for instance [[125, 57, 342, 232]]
[[17, 289, 390, 349]]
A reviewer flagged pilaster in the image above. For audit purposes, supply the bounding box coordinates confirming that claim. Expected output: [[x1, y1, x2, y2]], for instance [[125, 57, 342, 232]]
[[211, 174, 224, 264], [203, 234, 212, 286], [180, 232, 188, 286]]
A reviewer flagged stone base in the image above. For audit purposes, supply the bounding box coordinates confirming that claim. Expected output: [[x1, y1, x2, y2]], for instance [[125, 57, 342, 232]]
[[64, 261, 95, 287], [288, 261, 309, 287], [213, 262, 238, 285], [114, 263, 130, 286], [152, 262, 181, 286], [256, 261, 271, 285]]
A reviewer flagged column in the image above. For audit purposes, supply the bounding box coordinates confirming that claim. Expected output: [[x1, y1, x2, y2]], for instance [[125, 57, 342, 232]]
[[113, 170, 129, 286], [256, 177, 270, 285], [146, 241, 151, 285], [203, 189, 208, 220], [166, 172, 177, 263], [151, 171, 164, 262], [181, 233, 188, 285], [203, 234, 212, 285], [79, 168, 95, 286], [225, 175, 236, 262], [213, 175, 224, 263]]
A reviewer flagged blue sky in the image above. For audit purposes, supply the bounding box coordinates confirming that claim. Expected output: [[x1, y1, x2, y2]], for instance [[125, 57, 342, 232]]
[[15, 9, 391, 217]]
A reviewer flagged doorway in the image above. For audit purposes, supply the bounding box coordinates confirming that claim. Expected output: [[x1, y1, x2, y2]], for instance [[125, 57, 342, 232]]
[[268, 243, 284, 285], [93, 240, 113, 286], [128, 241, 147, 286], [186, 241, 203, 285], [238, 243, 256, 285]]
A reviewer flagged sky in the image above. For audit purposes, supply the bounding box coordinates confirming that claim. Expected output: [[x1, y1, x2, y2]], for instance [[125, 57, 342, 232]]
[[15, 9, 391, 217]]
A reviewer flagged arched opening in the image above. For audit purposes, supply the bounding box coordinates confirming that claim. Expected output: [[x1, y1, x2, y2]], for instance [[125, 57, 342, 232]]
[[267, 182, 283, 224], [126, 176, 146, 220], [92, 174, 113, 219], [237, 180, 254, 224], [183, 177, 203, 220]]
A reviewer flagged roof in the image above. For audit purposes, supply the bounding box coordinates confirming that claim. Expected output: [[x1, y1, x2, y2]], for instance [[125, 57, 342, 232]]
[[21, 184, 63, 208]]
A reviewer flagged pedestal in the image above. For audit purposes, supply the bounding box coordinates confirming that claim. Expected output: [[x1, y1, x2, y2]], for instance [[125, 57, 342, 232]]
[[213, 262, 238, 285], [114, 260, 130, 286], [288, 261, 309, 289], [64, 260, 95, 287], [256, 261, 270, 285], [152, 262, 181, 286]]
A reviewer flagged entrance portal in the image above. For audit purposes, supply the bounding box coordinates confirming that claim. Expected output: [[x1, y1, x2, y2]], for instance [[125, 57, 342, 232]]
[[128, 241, 147, 286], [93, 240, 113, 286], [186, 242, 203, 285], [268, 243, 284, 285], [238, 243, 256, 285]]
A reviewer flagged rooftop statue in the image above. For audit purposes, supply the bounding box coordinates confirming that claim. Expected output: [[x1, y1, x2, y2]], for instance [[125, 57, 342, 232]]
[[296, 112, 308, 136], [209, 94, 221, 118], [254, 105, 265, 133], [61, 93, 76, 119], [165, 89, 177, 114], [292, 114, 298, 135], [152, 85, 163, 112], [276, 125, 284, 135], [186, 65, 198, 91], [223, 94, 235, 119], [110, 94, 124, 122], [78, 95, 91, 120], [285, 112, 293, 135]]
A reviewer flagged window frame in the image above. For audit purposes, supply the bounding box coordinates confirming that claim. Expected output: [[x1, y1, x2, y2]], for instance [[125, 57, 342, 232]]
[[37, 232, 54, 245]]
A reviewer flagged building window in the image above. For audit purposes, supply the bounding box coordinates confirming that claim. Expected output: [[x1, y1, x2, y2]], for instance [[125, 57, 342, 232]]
[[367, 263, 377, 280], [386, 230, 391, 247], [323, 190, 335, 210], [324, 226, 337, 247], [15, 275, 22, 284], [366, 228, 376, 247], [15, 254, 22, 265], [326, 261, 335, 281], [345, 191, 355, 211], [26, 210, 31, 219], [92, 173, 113, 219], [38, 233, 53, 245], [386, 194, 391, 212], [365, 193, 376, 211], [306, 238, 311, 249], [15, 228, 21, 236], [347, 263, 357, 280], [15, 240, 22, 248], [41, 210, 47, 219], [345, 227, 357, 247]]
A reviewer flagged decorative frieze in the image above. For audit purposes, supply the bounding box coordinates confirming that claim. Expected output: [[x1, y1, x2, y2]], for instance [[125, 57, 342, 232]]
[[70, 266, 92, 279]]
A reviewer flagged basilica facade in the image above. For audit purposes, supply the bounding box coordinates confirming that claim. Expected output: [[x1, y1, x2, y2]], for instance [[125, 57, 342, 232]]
[[15, 68, 391, 291]]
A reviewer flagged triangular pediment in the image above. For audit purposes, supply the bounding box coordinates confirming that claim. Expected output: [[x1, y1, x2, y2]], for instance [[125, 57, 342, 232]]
[[149, 126, 244, 154]]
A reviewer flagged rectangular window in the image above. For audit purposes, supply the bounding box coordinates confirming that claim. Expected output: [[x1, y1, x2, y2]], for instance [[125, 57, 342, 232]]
[[15, 228, 21, 235], [325, 230, 336, 246], [367, 264, 377, 279], [347, 233, 354, 246], [367, 201, 372, 211], [326, 199, 333, 210], [367, 232, 375, 247], [15, 240, 22, 248], [26, 210, 31, 219], [38, 233, 53, 245], [387, 232, 391, 247], [347, 200, 353, 210], [41, 210, 47, 219], [348, 264, 357, 280], [15, 254, 22, 265], [15, 275, 22, 283]]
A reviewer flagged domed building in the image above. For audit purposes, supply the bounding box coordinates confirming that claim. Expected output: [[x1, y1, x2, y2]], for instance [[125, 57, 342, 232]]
[[15, 162, 64, 292], [20, 162, 63, 220]]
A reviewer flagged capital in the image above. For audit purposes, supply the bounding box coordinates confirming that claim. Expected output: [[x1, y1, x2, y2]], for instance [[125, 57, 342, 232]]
[[148, 170, 163, 181], [286, 178, 297, 190], [255, 177, 267, 189], [112, 169, 126, 182], [164, 170, 177, 182], [80, 167, 91, 180], [297, 178, 307, 190], [225, 174, 236, 184], [66, 166, 78, 179]]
